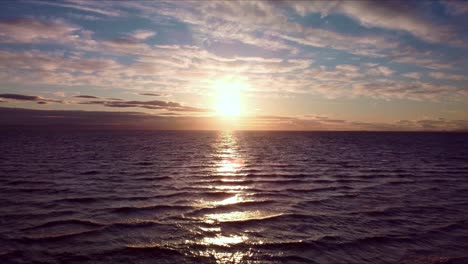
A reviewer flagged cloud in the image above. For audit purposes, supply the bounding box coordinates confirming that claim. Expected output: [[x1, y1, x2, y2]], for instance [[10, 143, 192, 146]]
[[0, 107, 217, 130], [335, 64, 359, 72], [1, 46, 465, 103], [0, 18, 80, 44], [0, 93, 44, 101], [351, 80, 466, 101], [28, 0, 121, 17], [0, 3, 465, 106], [0, 93, 64, 104], [391, 52, 455, 70], [79, 99, 210, 112], [130, 30, 156, 40], [52, 91, 66, 98], [416, 118, 468, 130], [0, 93, 208, 113], [367, 66, 395, 77], [74, 95, 100, 99], [429, 72, 468, 81], [443, 0, 468, 15], [0, 48, 311, 95], [402, 72, 422, 79], [290, 1, 457, 44], [17, 1, 461, 72], [139, 93, 163, 97]]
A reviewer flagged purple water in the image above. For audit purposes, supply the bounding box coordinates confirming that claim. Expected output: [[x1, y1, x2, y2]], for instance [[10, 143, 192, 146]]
[[1, 131, 468, 263]]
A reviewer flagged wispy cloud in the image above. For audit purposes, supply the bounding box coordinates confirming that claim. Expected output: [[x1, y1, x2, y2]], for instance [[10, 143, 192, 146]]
[[351, 80, 465, 101], [402, 72, 422, 79], [129, 30, 156, 40], [0, 17, 80, 44], [291, 1, 458, 45], [28, 0, 121, 17], [367, 66, 395, 77], [442, 0, 468, 15], [429, 71, 468, 81]]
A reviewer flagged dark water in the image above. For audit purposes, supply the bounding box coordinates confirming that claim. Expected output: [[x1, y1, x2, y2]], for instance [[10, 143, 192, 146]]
[[1, 131, 468, 264]]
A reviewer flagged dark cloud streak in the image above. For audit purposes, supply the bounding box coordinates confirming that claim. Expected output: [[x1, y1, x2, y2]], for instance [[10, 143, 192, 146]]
[[0, 93, 62, 103], [74, 95, 100, 99], [139, 93, 164, 97], [0, 93, 209, 113], [78, 99, 210, 112], [0, 93, 43, 101]]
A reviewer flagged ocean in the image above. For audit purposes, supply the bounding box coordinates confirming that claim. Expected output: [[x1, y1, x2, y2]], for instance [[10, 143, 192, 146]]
[[1, 131, 468, 263]]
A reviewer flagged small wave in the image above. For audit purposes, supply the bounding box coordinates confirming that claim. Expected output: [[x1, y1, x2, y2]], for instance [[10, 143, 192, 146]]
[[132, 175, 172, 181], [55, 197, 99, 203], [5, 180, 52, 185], [189, 200, 276, 215], [216, 212, 314, 226], [198, 191, 240, 199], [400, 255, 468, 264], [17, 229, 101, 243], [195, 179, 309, 186], [285, 186, 354, 193], [110, 204, 194, 214], [86, 245, 208, 263], [423, 220, 468, 235], [267, 255, 318, 264], [1, 210, 77, 219], [22, 219, 104, 231], [254, 239, 315, 251], [80, 170, 100, 175], [135, 161, 153, 166], [106, 220, 172, 229]]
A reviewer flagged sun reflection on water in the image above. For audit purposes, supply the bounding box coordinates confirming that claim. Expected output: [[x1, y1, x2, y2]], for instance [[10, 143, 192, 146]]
[[213, 194, 244, 206], [192, 131, 256, 263], [202, 234, 248, 246], [185, 132, 280, 263], [217, 158, 243, 175], [204, 210, 279, 223]]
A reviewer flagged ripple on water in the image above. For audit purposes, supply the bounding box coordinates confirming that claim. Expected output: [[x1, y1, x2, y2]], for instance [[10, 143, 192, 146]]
[[1, 131, 468, 263]]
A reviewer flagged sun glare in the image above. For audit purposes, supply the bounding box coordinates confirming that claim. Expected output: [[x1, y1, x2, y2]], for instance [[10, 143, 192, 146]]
[[214, 79, 245, 117]]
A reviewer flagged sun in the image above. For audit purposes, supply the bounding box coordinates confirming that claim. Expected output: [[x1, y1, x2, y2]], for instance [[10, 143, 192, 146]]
[[216, 89, 241, 117], [214, 79, 244, 117]]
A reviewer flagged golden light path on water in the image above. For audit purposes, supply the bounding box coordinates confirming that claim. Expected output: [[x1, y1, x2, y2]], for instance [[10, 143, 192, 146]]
[[125, 131, 280, 263], [192, 131, 273, 263]]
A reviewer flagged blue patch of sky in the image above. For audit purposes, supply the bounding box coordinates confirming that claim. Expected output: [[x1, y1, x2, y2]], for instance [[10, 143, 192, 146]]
[[0, 42, 68, 53], [0, 2, 52, 19], [150, 19, 194, 46], [290, 11, 387, 38], [427, 1, 453, 21], [396, 32, 461, 60], [294, 43, 382, 69], [76, 49, 137, 65], [205, 40, 288, 59], [77, 16, 154, 40]]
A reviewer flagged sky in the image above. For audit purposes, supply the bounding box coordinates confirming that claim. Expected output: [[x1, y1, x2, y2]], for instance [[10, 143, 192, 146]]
[[0, 0, 468, 131]]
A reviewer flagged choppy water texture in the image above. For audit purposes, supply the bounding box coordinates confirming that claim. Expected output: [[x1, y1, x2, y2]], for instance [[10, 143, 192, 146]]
[[1, 131, 468, 264]]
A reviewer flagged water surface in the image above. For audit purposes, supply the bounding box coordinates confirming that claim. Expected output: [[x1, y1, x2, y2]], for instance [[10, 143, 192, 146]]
[[1, 131, 468, 263]]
